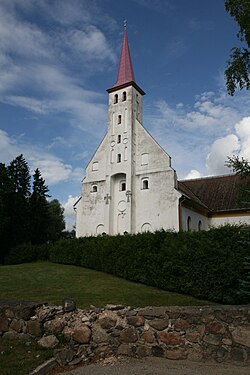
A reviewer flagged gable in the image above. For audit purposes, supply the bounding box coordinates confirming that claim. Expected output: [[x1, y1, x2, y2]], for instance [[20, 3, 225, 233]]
[[136, 120, 172, 173]]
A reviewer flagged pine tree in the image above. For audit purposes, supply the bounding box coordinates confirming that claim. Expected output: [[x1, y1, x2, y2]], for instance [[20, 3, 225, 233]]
[[0, 163, 11, 262], [30, 168, 50, 244], [7, 155, 31, 248], [47, 199, 65, 242]]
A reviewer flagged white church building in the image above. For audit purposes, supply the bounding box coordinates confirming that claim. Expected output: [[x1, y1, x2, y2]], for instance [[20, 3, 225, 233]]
[[74, 28, 250, 237]]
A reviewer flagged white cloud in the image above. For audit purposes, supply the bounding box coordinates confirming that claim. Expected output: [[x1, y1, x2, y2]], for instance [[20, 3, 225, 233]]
[[205, 116, 250, 176], [206, 134, 240, 175], [0, 1, 114, 135], [62, 195, 78, 231], [185, 170, 202, 180], [0, 128, 76, 185], [235, 117, 250, 160], [65, 26, 116, 63], [145, 87, 250, 178]]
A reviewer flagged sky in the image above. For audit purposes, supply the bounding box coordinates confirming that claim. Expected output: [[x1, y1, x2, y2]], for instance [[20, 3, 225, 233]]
[[1, 0, 250, 230]]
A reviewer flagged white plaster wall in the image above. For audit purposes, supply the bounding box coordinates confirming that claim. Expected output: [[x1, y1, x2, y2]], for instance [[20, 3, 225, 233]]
[[209, 214, 250, 227], [181, 207, 209, 231], [134, 170, 180, 233], [75, 180, 106, 237]]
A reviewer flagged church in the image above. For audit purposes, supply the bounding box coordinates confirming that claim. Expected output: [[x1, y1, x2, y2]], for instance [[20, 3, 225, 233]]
[[74, 28, 250, 237]]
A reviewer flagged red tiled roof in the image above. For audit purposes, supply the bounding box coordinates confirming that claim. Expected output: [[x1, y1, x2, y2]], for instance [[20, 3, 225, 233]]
[[178, 174, 250, 212]]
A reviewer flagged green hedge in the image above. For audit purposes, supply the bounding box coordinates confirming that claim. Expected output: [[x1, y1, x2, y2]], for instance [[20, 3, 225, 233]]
[[48, 225, 250, 304], [4, 242, 49, 265]]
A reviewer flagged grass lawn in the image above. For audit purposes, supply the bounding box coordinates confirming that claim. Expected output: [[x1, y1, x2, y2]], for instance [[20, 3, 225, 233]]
[[0, 262, 213, 375], [0, 338, 53, 375], [0, 262, 212, 307]]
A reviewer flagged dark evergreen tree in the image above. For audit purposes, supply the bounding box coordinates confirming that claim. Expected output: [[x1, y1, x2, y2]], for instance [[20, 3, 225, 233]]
[[30, 168, 50, 244], [7, 155, 31, 249], [47, 199, 65, 242], [1, 155, 66, 261], [0, 163, 11, 262]]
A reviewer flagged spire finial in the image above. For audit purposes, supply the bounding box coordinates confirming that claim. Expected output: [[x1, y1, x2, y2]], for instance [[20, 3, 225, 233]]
[[124, 19, 127, 30]]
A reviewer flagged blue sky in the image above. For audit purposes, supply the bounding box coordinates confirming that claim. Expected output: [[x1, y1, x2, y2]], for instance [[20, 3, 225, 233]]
[[1, 0, 250, 229]]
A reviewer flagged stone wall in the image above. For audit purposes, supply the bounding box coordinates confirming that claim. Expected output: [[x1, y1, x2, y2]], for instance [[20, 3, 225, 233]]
[[0, 301, 250, 366]]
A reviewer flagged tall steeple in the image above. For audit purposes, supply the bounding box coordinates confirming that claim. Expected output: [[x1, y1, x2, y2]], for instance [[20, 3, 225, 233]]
[[107, 23, 145, 95]]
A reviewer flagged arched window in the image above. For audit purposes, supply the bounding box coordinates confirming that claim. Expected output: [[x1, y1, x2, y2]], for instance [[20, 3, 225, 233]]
[[118, 115, 122, 124], [117, 135, 121, 143], [114, 94, 118, 104], [187, 216, 191, 232], [92, 161, 98, 171], [122, 91, 126, 101], [141, 178, 149, 190], [120, 180, 126, 191], [91, 185, 97, 193], [117, 153, 121, 163], [141, 153, 149, 165], [198, 220, 202, 231]]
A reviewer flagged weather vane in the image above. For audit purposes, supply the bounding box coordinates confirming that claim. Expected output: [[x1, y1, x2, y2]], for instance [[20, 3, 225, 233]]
[[124, 19, 127, 30]]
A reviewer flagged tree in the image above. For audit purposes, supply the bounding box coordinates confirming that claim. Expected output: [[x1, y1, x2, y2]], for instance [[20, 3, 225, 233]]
[[30, 168, 50, 244], [226, 155, 250, 206], [0, 155, 66, 262], [225, 0, 250, 95], [0, 163, 11, 262], [47, 199, 65, 242], [7, 155, 31, 248]]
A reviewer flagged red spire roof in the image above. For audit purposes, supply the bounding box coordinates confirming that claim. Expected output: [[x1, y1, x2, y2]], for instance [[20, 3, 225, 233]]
[[107, 26, 145, 95], [113, 30, 135, 88]]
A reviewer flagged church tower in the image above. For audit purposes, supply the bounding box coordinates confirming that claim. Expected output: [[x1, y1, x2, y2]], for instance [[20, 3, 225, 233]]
[[75, 26, 181, 237]]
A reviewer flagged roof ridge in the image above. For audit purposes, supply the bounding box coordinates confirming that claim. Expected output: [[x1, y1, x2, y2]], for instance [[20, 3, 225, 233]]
[[178, 173, 236, 182]]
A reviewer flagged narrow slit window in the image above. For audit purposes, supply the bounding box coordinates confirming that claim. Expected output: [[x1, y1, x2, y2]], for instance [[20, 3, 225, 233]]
[[114, 94, 118, 104], [117, 153, 121, 163], [187, 216, 191, 232], [117, 135, 121, 143], [141, 178, 149, 190], [122, 91, 126, 101], [118, 115, 122, 124], [120, 181, 126, 191]]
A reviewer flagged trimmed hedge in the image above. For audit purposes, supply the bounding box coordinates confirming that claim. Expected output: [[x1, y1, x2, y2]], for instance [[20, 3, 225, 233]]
[[4, 242, 49, 265], [48, 225, 250, 304]]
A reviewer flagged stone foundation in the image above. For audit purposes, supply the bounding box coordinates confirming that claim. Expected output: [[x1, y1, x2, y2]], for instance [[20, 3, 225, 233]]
[[0, 301, 250, 366]]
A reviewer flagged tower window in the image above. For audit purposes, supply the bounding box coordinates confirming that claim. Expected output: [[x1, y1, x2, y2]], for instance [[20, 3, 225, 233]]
[[117, 153, 121, 163], [120, 180, 126, 191], [91, 185, 97, 193], [122, 91, 127, 101], [141, 178, 149, 190], [187, 216, 191, 232], [118, 115, 122, 124], [114, 94, 118, 104], [117, 135, 121, 143]]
